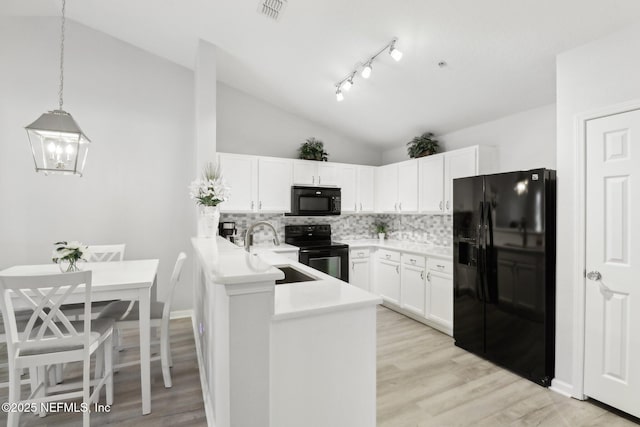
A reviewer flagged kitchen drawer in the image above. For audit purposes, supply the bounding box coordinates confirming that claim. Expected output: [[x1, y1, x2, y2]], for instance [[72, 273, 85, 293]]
[[279, 251, 300, 262], [378, 249, 400, 263], [402, 253, 426, 268], [428, 258, 453, 275], [350, 248, 370, 259]]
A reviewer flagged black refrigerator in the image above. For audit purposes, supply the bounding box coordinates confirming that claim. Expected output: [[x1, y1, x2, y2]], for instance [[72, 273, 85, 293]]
[[453, 169, 556, 386]]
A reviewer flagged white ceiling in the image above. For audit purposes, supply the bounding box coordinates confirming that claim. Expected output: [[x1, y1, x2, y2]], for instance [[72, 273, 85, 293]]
[[5, 0, 640, 149]]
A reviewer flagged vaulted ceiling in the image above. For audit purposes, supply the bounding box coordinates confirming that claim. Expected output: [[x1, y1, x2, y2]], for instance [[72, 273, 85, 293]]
[[5, 0, 640, 148]]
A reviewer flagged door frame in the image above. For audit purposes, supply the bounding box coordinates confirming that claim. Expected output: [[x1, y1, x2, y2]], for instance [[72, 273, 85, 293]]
[[571, 99, 640, 400]]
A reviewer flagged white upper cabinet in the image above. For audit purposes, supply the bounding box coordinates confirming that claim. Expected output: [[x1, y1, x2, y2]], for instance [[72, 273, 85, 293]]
[[258, 157, 293, 212], [397, 160, 418, 213], [419, 154, 445, 213], [357, 166, 375, 212], [338, 164, 358, 213], [339, 164, 375, 213], [218, 153, 258, 212], [293, 160, 338, 186], [218, 153, 292, 213], [375, 161, 418, 213], [443, 146, 496, 214], [375, 164, 399, 213]]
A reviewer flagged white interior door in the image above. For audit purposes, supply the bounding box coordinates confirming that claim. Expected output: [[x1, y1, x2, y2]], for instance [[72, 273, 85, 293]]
[[584, 109, 640, 418]]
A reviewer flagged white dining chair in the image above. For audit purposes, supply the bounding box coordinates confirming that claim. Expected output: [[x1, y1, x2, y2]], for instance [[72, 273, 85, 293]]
[[61, 243, 127, 320], [0, 270, 114, 427], [97, 252, 187, 388]]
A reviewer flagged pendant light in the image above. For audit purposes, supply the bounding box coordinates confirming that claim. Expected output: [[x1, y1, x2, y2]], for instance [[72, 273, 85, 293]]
[[25, 0, 90, 176]]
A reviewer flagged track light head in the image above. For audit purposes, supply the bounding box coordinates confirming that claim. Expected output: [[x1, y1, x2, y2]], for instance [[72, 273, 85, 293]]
[[336, 88, 344, 102], [389, 39, 403, 61], [342, 77, 353, 91], [361, 62, 372, 79]]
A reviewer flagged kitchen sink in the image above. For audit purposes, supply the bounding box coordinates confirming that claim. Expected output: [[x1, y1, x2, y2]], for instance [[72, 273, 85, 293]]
[[275, 265, 317, 285]]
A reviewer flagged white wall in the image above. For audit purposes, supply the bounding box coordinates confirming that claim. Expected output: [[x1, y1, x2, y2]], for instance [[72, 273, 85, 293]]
[[382, 104, 556, 170], [555, 21, 640, 395], [217, 83, 382, 166], [0, 18, 196, 311]]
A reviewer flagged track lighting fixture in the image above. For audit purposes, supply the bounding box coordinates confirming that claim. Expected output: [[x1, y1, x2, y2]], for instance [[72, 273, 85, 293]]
[[333, 37, 402, 101]]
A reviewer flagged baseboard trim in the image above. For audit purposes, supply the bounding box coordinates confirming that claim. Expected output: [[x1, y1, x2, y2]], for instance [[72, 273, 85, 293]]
[[170, 309, 193, 320], [191, 315, 215, 426], [550, 379, 575, 398]]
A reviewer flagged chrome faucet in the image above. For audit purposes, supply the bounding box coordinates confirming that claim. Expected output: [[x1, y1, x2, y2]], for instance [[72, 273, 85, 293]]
[[244, 221, 281, 252]]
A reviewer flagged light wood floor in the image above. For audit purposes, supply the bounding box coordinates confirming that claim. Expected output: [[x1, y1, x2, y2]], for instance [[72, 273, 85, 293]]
[[0, 318, 206, 426], [1, 309, 638, 426]]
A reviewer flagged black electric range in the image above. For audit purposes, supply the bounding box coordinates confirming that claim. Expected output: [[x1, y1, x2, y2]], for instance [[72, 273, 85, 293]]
[[284, 225, 349, 283]]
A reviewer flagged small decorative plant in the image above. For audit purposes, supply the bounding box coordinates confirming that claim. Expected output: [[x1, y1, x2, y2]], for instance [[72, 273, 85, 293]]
[[298, 137, 328, 161], [407, 132, 439, 158], [373, 221, 389, 235], [189, 163, 231, 207], [52, 241, 89, 272]]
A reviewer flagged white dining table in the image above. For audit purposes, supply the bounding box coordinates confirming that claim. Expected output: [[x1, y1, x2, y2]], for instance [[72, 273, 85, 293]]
[[0, 259, 159, 415]]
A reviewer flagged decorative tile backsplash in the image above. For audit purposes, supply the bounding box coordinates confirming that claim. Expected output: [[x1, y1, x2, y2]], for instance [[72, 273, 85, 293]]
[[220, 213, 453, 247]]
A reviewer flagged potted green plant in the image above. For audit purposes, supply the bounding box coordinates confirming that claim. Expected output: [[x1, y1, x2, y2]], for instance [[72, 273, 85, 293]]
[[298, 137, 328, 161], [407, 132, 439, 158], [373, 221, 389, 242]]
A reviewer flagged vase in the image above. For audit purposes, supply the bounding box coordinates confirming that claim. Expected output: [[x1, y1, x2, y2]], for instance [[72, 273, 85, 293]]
[[378, 233, 386, 243], [58, 258, 82, 273], [201, 206, 220, 238]]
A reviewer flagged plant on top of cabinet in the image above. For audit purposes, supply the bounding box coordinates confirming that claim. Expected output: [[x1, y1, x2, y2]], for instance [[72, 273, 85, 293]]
[[298, 137, 328, 161], [407, 132, 439, 158]]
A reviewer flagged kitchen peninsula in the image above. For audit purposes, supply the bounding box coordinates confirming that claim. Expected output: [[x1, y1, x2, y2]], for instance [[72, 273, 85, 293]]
[[192, 237, 381, 427]]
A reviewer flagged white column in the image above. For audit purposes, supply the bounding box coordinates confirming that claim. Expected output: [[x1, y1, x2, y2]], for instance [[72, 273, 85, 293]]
[[195, 39, 217, 171]]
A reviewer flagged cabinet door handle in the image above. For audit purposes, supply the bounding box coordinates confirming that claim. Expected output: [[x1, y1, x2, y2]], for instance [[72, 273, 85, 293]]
[[399, 202, 402, 211], [259, 201, 262, 209], [355, 203, 357, 211], [360, 202, 362, 211], [352, 261, 355, 270], [427, 272, 431, 282], [421, 271, 424, 280], [439, 201, 443, 211], [396, 265, 399, 274], [437, 264, 445, 269], [446, 200, 450, 210], [312, 175, 315, 184], [318, 176, 321, 185], [251, 201, 254, 210], [394, 202, 398, 211], [410, 258, 416, 264], [385, 254, 391, 259]]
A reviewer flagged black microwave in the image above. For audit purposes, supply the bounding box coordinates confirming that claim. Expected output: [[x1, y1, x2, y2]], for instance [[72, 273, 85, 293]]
[[289, 186, 341, 216]]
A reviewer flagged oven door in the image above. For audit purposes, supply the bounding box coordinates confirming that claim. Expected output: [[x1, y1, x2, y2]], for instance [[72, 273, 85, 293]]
[[299, 247, 349, 283]]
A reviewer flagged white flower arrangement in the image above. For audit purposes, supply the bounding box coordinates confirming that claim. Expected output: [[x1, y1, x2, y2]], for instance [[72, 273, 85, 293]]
[[189, 163, 231, 207], [52, 241, 90, 272]]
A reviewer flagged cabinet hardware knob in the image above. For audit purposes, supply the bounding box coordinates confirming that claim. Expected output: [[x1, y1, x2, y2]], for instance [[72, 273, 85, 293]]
[[427, 272, 431, 282], [360, 203, 362, 211], [396, 265, 399, 274], [259, 201, 262, 209], [439, 201, 443, 211], [399, 202, 402, 211], [312, 176, 315, 184], [421, 271, 424, 280], [251, 201, 254, 210], [446, 200, 450, 210], [410, 259, 416, 264], [386, 254, 391, 259], [437, 264, 444, 269], [352, 262, 355, 270]]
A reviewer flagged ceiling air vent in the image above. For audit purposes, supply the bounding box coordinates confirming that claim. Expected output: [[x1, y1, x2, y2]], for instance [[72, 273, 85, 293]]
[[257, 0, 287, 21]]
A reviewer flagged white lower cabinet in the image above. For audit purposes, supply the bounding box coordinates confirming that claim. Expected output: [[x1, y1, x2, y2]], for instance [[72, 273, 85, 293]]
[[426, 259, 453, 333], [349, 249, 370, 291], [377, 259, 401, 305], [400, 254, 426, 316]]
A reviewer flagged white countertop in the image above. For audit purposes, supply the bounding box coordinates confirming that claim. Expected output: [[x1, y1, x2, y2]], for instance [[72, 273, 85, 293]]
[[192, 237, 381, 320], [337, 239, 453, 259]]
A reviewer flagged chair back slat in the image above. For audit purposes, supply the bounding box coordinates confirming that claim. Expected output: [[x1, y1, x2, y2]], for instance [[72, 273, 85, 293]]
[[162, 252, 187, 317], [87, 244, 126, 262], [0, 271, 92, 356]]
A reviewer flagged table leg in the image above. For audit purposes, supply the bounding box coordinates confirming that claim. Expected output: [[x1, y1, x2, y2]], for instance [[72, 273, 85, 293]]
[[139, 285, 151, 414]]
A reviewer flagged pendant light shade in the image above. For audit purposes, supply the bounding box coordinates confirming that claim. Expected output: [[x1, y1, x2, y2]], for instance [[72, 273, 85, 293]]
[[25, 0, 91, 177], [25, 109, 90, 176]]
